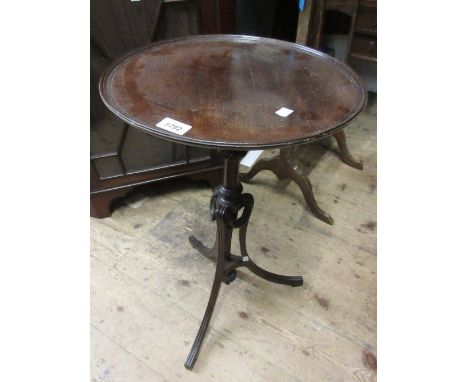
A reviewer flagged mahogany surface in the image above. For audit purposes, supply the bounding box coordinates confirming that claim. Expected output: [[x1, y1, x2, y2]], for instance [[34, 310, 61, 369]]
[[100, 34, 366, 150]]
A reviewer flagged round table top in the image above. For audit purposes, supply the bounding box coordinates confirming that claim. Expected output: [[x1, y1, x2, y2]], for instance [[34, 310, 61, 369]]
[[100, 35, 367, 150]]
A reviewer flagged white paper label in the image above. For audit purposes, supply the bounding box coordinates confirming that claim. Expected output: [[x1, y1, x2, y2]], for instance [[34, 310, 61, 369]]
[[156, 117, 192, 135], [240, 150, 264, 167], [275, 107, 294, 117], [242, 256, 249, 262]]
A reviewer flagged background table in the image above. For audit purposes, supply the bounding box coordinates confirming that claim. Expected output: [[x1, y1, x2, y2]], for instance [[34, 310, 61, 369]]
[[100, 34, 366, 370]]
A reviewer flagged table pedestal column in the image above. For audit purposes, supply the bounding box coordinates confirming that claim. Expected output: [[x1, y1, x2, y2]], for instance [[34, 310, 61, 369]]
[[185, 150, 303, 370]]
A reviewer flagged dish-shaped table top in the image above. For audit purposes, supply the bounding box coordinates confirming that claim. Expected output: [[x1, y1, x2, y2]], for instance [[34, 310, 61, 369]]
[[100, 35, 367, 150]]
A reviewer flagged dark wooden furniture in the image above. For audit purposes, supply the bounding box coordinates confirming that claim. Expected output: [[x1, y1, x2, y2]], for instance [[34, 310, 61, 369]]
[[100, 35, 366, 369], [347, 0, 377, 63], [91, 0, 237, 218], [242, 128, 361, 225], [242, 128, 362, 225], [296, 0, 377, 63]]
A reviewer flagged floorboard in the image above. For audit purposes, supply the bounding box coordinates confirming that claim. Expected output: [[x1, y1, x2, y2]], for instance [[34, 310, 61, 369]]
[[91, 94, 377, 381]]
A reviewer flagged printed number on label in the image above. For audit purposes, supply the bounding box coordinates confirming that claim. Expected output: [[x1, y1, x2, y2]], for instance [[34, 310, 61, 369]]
[[156, 117, 192, 135]]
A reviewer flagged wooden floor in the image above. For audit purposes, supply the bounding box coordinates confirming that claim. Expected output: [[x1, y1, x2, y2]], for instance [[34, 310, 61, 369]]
[[91, 94, 377, 382]]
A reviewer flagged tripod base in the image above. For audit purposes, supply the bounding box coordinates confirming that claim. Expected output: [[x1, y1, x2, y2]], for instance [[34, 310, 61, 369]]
[[184, 151, 303, 370], [241, 147, 333, 225], [241, 129, 363, 225]]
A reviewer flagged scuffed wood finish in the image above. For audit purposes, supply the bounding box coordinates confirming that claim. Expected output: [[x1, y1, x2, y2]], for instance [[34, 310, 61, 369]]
[[91, 98, 377, 381], [100, 35, 367, 150]]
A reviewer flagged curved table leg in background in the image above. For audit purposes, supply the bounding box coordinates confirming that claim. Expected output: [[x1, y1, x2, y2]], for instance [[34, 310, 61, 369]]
[[185, 151, 304, 370], [241, 148, 333, 225], [241, 155, 281, 182], [287, 168, 334, 225], [332, 130, 364, 170]]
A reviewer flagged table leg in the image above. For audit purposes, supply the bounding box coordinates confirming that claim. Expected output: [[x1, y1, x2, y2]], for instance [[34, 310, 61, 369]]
[[185, 151, 303, 370], [241, 148, 333, 225], [240, 221, 303, 287], [188, 234, 218, 259], [185, 218, 229, 370], [332, 130, 364, 170]]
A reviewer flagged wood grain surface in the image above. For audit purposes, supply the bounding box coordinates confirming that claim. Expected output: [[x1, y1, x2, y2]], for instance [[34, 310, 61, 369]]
[[100, 35, 367, 150]]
